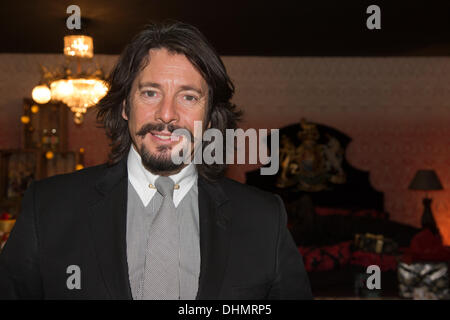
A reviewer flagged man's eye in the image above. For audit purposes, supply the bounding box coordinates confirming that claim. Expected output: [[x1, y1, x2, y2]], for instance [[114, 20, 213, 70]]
[[143, 91, 157, 98], [184, 95, 198, 102]]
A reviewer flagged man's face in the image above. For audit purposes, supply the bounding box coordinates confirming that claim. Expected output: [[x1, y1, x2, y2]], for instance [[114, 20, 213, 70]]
[[123, 48, 209, 175]]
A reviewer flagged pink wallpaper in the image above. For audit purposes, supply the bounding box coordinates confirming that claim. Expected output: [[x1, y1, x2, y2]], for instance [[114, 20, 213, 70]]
[[1, 54, 449, 244]]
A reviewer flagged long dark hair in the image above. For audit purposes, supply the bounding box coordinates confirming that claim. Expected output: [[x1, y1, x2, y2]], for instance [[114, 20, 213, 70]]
[[97, 21, 242, 181]]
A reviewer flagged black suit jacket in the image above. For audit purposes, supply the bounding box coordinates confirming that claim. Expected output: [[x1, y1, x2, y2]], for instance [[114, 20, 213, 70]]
[[0, 157, 312, 299]]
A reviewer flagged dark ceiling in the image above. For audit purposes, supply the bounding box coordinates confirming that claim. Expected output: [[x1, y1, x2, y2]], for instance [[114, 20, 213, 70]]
[[1, 0, 450, 56]]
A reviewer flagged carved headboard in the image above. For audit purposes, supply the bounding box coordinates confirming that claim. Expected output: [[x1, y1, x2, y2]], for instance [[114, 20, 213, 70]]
[[246, 119, 384, 211]]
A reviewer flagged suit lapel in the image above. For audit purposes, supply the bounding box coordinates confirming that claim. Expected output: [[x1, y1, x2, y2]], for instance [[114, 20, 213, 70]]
[[196, 177, 231, 300], [88, 158, 133, 300]]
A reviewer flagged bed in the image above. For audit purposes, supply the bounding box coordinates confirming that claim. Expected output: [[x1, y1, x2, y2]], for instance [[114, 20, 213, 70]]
[[245, 119, 420, 298]]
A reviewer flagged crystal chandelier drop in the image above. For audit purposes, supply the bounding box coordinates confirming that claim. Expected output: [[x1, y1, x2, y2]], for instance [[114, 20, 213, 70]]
[[32, 35, 109, 124]]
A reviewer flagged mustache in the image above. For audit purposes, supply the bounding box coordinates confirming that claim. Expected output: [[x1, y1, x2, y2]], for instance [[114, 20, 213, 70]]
[[136, 123, 181, 136], [136, 123, 194, 142]]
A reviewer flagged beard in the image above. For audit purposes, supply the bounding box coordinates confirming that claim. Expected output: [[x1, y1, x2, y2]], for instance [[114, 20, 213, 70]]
[[139, 143, 185, 175], [136, 122, 194, 175]]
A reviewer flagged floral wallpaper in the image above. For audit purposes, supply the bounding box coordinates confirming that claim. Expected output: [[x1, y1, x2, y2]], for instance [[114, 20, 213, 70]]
[[0, 54, 449, 244]]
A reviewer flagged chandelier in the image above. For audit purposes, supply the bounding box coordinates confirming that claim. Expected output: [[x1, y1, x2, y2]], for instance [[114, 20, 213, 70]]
[[31, 35, 108, 124]]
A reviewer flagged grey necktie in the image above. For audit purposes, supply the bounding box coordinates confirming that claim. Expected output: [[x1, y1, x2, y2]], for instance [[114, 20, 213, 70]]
[[142, 176, 180, 299]]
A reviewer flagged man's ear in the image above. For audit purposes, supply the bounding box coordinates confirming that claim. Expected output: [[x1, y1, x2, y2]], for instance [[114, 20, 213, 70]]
[[121, 100, 128, 120]]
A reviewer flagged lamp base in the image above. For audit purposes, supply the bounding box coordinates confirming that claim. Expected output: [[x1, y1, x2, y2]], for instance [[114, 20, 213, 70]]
[[421, 197, 439, 235]]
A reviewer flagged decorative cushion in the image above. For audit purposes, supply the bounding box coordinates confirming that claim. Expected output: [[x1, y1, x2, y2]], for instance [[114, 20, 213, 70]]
[[298, 241, 352, 272], [350, 250, 398, 271]]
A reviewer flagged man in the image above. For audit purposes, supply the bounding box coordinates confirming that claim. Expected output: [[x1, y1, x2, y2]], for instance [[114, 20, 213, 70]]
[[0, 22, 312, 299]]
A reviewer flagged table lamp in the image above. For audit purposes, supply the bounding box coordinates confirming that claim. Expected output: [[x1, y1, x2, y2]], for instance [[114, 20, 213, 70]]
[[408, 170, 443, 235]]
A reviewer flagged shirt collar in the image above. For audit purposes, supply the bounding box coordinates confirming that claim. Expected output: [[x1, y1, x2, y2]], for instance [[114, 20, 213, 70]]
[[127, 145, 197, 207]]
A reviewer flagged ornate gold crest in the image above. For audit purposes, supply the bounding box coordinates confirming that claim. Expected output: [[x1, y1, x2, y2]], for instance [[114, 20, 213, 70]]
[[277, 119, 346, 191]]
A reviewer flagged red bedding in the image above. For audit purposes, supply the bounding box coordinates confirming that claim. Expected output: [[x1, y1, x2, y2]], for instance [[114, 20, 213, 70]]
[[298, 241, 400, 272]]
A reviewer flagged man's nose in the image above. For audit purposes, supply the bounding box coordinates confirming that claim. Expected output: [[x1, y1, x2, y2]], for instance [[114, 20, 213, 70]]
[[155, 97, 179, 124]]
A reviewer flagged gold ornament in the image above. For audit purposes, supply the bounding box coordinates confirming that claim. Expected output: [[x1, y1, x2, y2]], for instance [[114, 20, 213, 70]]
[[20, 115, 30, 124], [31, 105, 40, 113]]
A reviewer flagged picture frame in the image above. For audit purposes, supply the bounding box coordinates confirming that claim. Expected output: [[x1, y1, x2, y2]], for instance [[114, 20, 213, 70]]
[[43, 151, 77, 178], [0, 149, 42, 217], [21, 98, 68, 152], [0, 149, 42, 200]]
